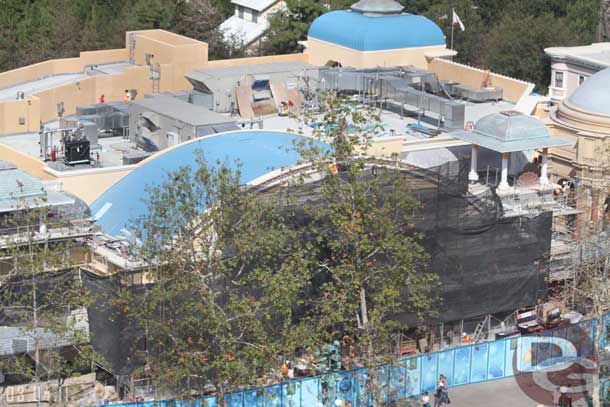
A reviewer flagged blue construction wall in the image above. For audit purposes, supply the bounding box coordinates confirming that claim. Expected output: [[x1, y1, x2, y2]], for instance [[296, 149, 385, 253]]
[[92, 318, 601, 407]]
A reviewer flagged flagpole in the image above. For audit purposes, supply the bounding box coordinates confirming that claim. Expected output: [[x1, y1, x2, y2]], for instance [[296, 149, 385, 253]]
[[451, 23, 454, 51]]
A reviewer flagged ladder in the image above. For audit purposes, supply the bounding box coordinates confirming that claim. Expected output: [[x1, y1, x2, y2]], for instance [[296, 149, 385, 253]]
[[150, 63, 161, 93], [473, 315, 491, 343]]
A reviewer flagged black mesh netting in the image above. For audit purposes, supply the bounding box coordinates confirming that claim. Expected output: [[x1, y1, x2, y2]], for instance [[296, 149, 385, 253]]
[[258, 158, 550, 325], [2, 159, 551, 376]]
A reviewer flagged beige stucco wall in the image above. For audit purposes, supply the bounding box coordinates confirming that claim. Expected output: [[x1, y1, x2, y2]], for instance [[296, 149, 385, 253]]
[[546, 108, 610, 188], [306, 37, 446, 70], [0, 49, 128, 90], [0, 30, 209, 135], [0, 143, 51, 179], [57, 168, 133, 205], [0, 98, 41, 134], [207, 52, 309, 68], [427, 59, 535, 104]]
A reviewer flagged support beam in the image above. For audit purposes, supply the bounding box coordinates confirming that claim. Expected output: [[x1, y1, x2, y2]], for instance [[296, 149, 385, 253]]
[[539, 148, 549, 186], [498, 152, 510, 191], [469, 144, 479, 183]]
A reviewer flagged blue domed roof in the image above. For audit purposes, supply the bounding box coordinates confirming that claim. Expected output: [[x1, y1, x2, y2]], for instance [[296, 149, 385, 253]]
[[90, 131, 328, 237], [566, 67, 610, 116], [308, 10, 446, 52]]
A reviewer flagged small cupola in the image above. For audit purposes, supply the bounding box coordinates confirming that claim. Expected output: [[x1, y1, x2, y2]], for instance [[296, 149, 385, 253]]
[[350, 0, 404, 16]]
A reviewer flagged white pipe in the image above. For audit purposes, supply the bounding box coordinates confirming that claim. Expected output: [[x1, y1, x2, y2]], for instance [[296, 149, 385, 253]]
[[540, 148, 549, 186], [469, 144, 479, 183], [498, 152, 510, 191]]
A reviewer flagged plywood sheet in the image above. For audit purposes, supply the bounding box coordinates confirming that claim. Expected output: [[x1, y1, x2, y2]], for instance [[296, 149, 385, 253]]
[[270, 79, 290, 108], [235, 85, 255, 118]]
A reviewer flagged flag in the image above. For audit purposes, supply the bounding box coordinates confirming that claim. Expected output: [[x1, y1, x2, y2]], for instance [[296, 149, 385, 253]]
[[452, 9, 465, 31]]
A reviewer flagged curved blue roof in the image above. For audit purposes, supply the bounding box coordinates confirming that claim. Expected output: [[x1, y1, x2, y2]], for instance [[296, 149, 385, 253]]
[[567, 67, 610, 116], [91, 131, 327, 237], [308, 10, 445, 51]]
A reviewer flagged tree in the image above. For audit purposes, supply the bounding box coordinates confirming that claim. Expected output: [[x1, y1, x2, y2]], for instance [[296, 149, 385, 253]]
[[260, 0, 353, 56], [423, 0, 487, 66], [599, 0, 610, 41], [119, 154, 314, 401], [477, 11, 575, 93], [118, 95, 438, 404], [0, 194, 100, 405], [567, 0, 601, 44], [173, 0, 246, 60], [292, 95, 439, 406]]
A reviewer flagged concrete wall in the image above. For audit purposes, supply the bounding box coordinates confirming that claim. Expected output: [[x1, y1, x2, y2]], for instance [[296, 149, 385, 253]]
[[428, 59, 535, 104], [306, 38, 447, 70]]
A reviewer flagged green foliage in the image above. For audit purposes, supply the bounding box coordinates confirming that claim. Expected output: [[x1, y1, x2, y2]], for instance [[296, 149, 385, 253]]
[[0, 0, 242, 72], [120, 153, 315, 397], [121, 96, 438, 399], [567, 0, 602, 44], [292, 96, 438, 404], [259, 0, 353, 56], [481, 11, 575, 92], [0, 0, 604, 89], [261, 0, 602, 90]]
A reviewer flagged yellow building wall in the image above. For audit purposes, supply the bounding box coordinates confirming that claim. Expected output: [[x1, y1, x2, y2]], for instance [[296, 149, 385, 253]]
[[427, 59, 534, 104], [306, 38, 447, 70], [0, 98, 41, 134], [58, 168, 133, 205], [0, 30, 209, 135], [0, 144, 51, 179], [128, 30, 208, 66], [0, 49, 128, 90], [207, 53, 310, 69]]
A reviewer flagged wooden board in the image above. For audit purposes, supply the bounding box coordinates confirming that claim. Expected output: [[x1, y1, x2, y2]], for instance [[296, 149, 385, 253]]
[[235, 85, 255, 118], [270, 79, 290, 109]]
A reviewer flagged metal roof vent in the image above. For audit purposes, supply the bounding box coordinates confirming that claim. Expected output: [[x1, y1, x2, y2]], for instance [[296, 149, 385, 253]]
[[351, 0, 404, 16], [500, 110, 523, 117]]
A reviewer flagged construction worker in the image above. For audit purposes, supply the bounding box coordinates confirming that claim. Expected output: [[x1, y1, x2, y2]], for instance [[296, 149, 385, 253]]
[[123, 90, 131, 103]]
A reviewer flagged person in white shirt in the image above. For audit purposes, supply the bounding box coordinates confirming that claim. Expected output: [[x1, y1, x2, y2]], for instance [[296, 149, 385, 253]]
[[422, 391, 431, 407]]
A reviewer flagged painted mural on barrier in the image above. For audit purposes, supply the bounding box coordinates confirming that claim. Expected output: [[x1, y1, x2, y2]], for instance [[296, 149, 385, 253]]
[[92, 319, 601, 407]]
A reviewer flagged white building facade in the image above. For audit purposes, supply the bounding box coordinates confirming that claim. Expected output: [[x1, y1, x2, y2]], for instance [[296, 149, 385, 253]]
[[545, 43, 610, 103], [219, 0, 286, 51]]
